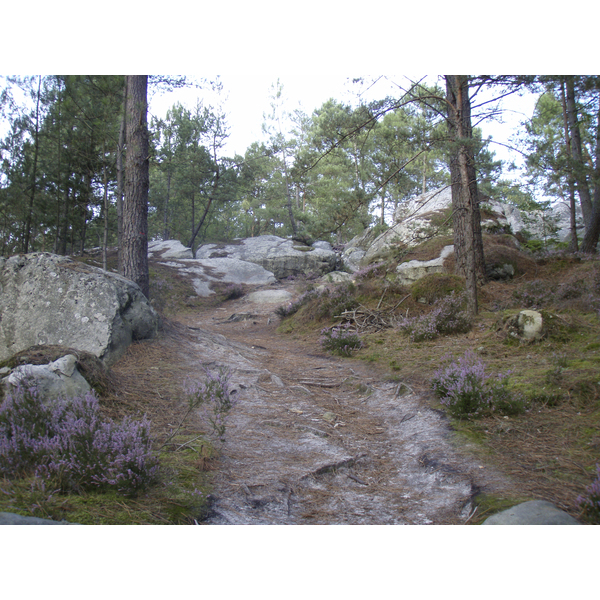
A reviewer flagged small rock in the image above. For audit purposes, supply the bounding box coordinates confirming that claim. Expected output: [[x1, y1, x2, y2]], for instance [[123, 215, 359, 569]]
[[482, 500, 580, 525], [518, 310, 544, 340], [322, 412, 337, 423], [0, 512, 77, 525], [247, 290, 293, 304], [2, 354, 91, 401]]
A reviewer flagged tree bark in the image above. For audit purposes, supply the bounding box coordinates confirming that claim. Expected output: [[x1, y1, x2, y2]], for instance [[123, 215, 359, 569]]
[[565, 76, 593, 227], [122, 75, 150, 298], [580, 87, 600, 253], [116, 82, 127, 274], [559, 81, 579, 251], [445, 75, 486, 316]]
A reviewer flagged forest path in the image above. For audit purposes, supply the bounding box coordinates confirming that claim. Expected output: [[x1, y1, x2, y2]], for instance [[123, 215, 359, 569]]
[[177, 281, 511, 525]]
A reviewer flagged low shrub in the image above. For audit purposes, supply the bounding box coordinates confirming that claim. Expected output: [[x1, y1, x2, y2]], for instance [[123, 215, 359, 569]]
[[183, 367, 235, 443], [316, 283, 358, 320], [0, 382, 158, 495], [274, 289, 320, 320], [320, 324, 363, 357], [577, 464, 600, 523], [397, 291, 472, 342], [410, 273, 465, 304], [512, 279, 553, 308], [431, 350, 525, 419]]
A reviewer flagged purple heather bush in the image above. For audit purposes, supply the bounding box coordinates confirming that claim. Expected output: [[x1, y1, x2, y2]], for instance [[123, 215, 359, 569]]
[[320, 324, 363, 357], [431, 350, 525, 419], [397, 291, 472, 342], [577, 464, 600, 522], [183, 367, 235, 443], [0, 382, 158, 496]]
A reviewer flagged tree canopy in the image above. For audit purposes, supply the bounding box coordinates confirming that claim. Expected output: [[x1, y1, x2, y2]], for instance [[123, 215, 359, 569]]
[[1, 74, 599, 285]]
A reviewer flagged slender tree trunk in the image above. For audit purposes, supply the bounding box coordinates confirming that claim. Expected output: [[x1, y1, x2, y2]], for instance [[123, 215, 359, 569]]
[[116, 81, 127, 274], [188, 165, 220, 250], [580, 88, 600, 253], [163, 167, 172, 240], [560, 80, 579, 251], [23, 75, 42, 253], [122, 75, 150, 298], [102, 141, 109, 270], [565, 76, 593, 227], [445, 75, 486, 316]]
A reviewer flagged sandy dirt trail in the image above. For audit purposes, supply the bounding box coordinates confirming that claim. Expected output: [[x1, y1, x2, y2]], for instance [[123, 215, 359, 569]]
[[180, 283, 511, 525]]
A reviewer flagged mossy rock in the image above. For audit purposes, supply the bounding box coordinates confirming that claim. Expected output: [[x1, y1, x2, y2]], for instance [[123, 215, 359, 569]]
[[0, 344, 116, 397]]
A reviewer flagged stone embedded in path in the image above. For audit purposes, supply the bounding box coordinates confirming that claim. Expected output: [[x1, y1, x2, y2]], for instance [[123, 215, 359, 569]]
[[247, 290, 293, 304], [482, 500, 580, 525]]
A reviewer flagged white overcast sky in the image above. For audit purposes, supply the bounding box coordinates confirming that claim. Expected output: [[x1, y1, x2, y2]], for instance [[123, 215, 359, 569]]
[[148, 73, 540, 170], [6, 0, 594, 178]]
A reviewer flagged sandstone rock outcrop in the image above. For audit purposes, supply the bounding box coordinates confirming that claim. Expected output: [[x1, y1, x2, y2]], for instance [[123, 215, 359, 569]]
[[195, 235, 338, 279], [155, 256, 277, 296], [0, 253, 159, 366], [395, 245, 455, 286], [148, 240, 194, 260], [344, 186, 585, 273]]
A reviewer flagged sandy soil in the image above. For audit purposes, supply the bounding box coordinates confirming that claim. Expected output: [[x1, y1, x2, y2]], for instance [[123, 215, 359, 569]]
[[171, 281, 515, 525]]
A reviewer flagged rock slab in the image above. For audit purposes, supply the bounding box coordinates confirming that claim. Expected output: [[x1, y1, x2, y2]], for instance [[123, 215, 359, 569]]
[[482, 500, 580, 525], [196, 235, 338, 279], [0, 253, 159, 367]]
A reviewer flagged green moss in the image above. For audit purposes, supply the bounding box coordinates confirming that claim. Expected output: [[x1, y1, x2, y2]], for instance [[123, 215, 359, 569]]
[[469, 492, 532, 525], [0, 435, 216, 525]]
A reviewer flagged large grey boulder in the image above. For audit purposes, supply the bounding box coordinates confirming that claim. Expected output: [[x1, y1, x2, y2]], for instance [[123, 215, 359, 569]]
[[0, 253, 159, 367], [157, 257, 277, 297], [195, 235, 338, 279], [2, 354, 91, 401], [148, 240, 194, 259], [482, 500, 580, 525]]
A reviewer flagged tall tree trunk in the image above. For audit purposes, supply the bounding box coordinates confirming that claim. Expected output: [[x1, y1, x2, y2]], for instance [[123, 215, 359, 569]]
[[565, 76, 593, 227], [122, 75, 150, 298], [445, 75, 486, 316], [116, 81, 127, 274], [560, 80, 579, 252], [188, 164, 220, 250], [580, 87, 600, 253], [102, 141, 109, 270], [163, 167, 172, 240]]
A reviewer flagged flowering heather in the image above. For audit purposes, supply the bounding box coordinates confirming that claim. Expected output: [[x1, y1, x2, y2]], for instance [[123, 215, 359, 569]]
[[320, 324, 363, 357], [577, 464, 600, 522], [183, 367, 235, 443], [397, 291, 472, 342], [431, 350, 525, 419], [0, 382, 158, 495]]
